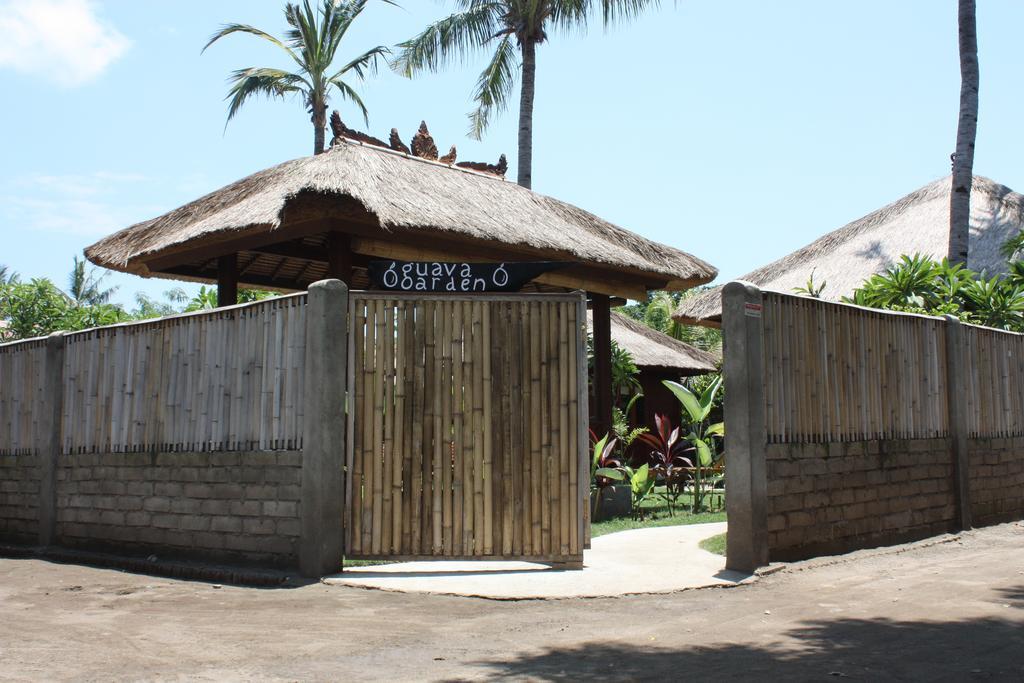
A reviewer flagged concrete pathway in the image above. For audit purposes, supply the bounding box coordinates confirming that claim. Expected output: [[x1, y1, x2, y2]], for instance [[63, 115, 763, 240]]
[[323, 521, 750, 599]]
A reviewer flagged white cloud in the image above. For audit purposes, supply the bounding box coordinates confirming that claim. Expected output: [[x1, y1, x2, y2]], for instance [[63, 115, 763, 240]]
[[0, 0, 130, 86], [1, 171, 155, 238]]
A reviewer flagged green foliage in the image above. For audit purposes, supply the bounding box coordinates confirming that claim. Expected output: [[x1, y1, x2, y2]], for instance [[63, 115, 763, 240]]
[[0, 264, 18, 285], [698, 532, 727, 556], [590, 432, 625, 489], [1000, 230, 1024, 261], [0, 279, 74, 340], [662, 377, 725, 513], [846, 253, 1024, 332], [793, 269, 826, 298], [204, 0, 394, 152], [622, 463, 655, 517], [393, 0, 662, 139]]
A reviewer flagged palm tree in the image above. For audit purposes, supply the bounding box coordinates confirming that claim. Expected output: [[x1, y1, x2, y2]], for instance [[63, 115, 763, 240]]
[[394, 0, 661, 189], [68, 256, 118, 306], [0, 264, 17, 284], [948, 0, 979, 266], [204, 0, 393, 155]]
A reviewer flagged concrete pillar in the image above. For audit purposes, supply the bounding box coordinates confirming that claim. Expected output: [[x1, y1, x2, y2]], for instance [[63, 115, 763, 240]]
[[723, 281, 769, 573], [217, 254, 238, 307], [591, 293, 613, 437], [299, 279, 348, 577], [38, 331, 65, 547], [943, 315, 972, 530]]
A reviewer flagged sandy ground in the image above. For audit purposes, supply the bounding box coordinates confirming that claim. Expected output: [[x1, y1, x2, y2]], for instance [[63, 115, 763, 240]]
[[1, 521, 1022, 682]]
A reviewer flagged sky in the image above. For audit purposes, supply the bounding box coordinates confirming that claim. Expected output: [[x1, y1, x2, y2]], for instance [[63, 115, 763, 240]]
[[1, 0, 1023, 309]]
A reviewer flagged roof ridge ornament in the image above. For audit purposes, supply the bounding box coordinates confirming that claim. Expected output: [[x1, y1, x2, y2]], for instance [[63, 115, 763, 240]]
[[328, 111, 507, 177]]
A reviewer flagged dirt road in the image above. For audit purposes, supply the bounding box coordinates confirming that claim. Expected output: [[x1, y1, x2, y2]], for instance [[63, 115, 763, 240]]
[[2, 522, 1022, 681]]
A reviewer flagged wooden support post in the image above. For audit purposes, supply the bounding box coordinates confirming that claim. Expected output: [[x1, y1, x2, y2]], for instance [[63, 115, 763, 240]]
[[327, 232, 354, 285], [943, 314, 972, 531], [37, 332, 65, 547], [591, 293, 613, 437], [217, 254, 238, 307], [723, 281, 769, 573], [575, 292, 591, 552], [300, 279, 349, 577]]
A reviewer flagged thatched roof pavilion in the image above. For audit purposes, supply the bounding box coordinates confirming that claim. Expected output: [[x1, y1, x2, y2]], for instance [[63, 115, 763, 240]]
[[587, 310, 717, 375], [86, 129, 716, 435], [676, 175, 1024, 327], [86, 138, 715, 301]]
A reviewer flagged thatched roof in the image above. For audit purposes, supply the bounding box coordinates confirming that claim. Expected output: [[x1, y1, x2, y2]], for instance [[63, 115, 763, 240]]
[[587, 310, 718, 375], [676, 175, 1024, 326], [86, 139, 716, 295]]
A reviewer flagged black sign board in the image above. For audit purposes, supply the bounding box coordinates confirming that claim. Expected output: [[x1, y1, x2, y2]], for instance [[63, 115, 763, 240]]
[[367, 260, 573, 293]]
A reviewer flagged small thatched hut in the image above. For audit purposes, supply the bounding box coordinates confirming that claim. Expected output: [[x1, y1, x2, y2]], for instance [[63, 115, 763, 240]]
[[676, 175, 1024, 327], [86, 132, 716, 433], [587, 310, 718, 428]]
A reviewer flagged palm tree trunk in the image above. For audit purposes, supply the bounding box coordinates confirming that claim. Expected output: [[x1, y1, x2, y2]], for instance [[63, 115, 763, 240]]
[[517, 39, 537, 189], [949, 0, 979, 266], [312, 101, 327, 155]]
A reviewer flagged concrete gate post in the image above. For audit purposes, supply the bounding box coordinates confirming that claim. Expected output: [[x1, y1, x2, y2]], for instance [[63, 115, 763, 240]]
[[723, 281, 769, 573], [943, 315, 972, 531], [38, 331, 65, 547], [300, 279, 348, 577]]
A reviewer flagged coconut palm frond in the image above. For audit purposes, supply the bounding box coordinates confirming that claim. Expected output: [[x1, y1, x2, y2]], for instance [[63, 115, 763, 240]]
[[334, 44, 391, 80], [468, 34, 518, 140], [203, 22, 303, 69], [329, 77, 370, 125], [600, 0, 663, 24], [225, 68, 308, 123], [392, 4, 504, 76]]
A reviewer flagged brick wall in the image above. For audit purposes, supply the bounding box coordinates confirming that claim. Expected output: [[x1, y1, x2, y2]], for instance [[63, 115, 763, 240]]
[[969, 437, 1024, 526], [766, 438, 958, 561], [56, 451, 302, 567], [0, 453, 40, 543]]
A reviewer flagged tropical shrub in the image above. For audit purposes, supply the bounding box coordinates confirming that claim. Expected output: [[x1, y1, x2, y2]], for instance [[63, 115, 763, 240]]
[[844, 253, 1024, 331], [663, 376, 725, 513], [634, 414, 693, 515]]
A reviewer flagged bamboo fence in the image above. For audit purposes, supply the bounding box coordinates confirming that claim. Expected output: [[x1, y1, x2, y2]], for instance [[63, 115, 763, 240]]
[[345, 292, 587, 563], [963, 323, 1024, 438], [60, 294, 307, 454], [762, 293, 949, 443], [0, 337, 49, 456]]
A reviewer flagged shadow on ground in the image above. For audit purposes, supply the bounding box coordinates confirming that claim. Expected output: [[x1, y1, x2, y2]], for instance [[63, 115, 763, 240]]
[[468, 595, 1024, 680]]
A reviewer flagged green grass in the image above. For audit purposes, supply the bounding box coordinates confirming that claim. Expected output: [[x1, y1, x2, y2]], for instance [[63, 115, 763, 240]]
[[591, 486, 726, 538], [699, 532, 727, 556]]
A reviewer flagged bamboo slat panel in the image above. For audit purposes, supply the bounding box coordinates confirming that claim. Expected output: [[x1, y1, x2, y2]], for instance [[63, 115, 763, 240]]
[[61, 295, 307, 454], [346, 293, 585, 562], [762, 293, 949, 443], [963, 324, 1024, 438], [0, 338, 49, 455]]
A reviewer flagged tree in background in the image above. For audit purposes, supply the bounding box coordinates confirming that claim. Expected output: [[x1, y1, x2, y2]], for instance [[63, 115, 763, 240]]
[[68, 256, 118, 306], [948, 0, 979, 266], [0, 264, 17, 284], [393, 0, 662, 189], [0, 261, 276, 342], [204, 0, 394, 155]]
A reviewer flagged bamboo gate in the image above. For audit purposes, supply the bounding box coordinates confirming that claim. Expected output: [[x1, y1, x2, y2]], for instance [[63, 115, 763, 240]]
[[345, 292, 589, 565]]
